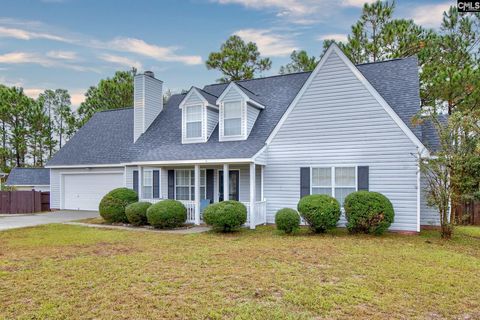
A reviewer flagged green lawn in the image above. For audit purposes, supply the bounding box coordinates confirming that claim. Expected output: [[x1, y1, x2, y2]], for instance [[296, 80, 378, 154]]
[[1, 225, 480, 319]]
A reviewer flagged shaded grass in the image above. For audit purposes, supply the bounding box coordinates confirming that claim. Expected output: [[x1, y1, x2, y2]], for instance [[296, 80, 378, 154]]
[[0, 225, 479, 319]]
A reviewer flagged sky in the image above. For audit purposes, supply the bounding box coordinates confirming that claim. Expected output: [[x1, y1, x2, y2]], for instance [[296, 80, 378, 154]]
[[0, 0, 453, 108]]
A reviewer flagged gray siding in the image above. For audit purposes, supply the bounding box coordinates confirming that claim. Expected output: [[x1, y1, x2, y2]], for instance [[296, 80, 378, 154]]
[[134, 74, 163, 142], [247, 105, 260, 137], [264, 51, 420, 232], [420, 174, 440, 226], [133, 75, 144, 142], [50, 167, 124, 209], [207, 107, 219, 139], [144, 76, 163, 130]]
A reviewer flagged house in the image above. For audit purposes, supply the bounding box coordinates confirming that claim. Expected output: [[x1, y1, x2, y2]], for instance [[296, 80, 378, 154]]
[[46, 44, 440, 232], [5, 168, 50, 192]]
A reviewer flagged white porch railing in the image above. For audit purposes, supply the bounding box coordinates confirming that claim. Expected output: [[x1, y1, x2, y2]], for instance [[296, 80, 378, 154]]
[[242, 200, 267, 227], [179, 200, 196, 223], [139, 198, 196, 223], [140, 199, 267, 227]]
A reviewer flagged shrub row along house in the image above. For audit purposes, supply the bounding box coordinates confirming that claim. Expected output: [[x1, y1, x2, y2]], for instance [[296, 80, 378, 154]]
[[46, 44, 439, 232]]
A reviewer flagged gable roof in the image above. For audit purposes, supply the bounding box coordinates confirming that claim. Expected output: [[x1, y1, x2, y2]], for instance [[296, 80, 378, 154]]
[[6, 168, 50, 186], [47, 53, 430, 167]]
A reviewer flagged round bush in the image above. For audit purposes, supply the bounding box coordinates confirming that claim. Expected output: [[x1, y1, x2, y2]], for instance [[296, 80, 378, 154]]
[[99, 188, 138, 223], [203, 201, 247, 232], [275, 208, 300, 234], [297, 194, 340, 233], [125, 201, 152, 226], [344, 191, 394, 235], [146, 200, 187, 229]]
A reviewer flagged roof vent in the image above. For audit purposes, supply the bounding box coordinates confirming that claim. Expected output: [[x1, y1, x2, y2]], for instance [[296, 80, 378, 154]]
[[144, 70, 155, 78]]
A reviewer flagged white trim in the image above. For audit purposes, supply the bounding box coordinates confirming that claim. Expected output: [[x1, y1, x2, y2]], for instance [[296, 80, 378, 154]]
[[6, 184, 49, 187], [60, 170, 123, 175], [179, 87, 208, 109], [216, 82, 249, 105], [123, 158, 254, 166], [416, 158, 421, 232], [265, 43, 430, 158], [46, 163, 124, 169], [249, 162, 256, 229]]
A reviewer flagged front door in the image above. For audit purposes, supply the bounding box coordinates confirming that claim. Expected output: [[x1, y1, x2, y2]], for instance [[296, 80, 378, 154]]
[[219, 170, 239, 201]]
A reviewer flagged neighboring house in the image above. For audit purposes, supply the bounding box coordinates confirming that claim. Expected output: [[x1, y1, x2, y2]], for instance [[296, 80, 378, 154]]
[[46, 44, 440, 231], [5, 168, 50, 192]]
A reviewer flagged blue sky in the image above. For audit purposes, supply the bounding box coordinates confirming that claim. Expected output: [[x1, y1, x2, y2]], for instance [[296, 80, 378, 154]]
[[0, 0, 452, 107]]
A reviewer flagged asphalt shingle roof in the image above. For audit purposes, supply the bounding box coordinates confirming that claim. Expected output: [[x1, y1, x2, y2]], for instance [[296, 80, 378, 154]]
[[47, 56, 433, 166], [6, 168, 50, 186]]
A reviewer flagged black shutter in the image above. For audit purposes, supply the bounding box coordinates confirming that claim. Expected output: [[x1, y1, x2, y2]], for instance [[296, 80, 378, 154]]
[[206, 169, 214, 203], [168, 170, 175, 199], [357, 166, 369, 191], [153, 170, 160, 198], [133, 170, 139, 194], [300, 167, 310, 198]]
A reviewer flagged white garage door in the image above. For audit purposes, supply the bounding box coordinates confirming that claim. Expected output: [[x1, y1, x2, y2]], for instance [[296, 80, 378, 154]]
[[63, 173, 124, 210]]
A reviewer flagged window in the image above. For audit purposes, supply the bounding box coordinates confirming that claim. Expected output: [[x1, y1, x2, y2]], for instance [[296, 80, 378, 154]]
[[185, 105, 203, 139], [223, 101, 242, 136], [143, 170, 153, 199], [175, 169, 206, 201], [311, 167, 356, 205]]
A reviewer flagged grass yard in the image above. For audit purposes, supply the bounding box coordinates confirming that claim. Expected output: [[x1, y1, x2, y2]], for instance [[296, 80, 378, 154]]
[[1, 225, 480, 319]]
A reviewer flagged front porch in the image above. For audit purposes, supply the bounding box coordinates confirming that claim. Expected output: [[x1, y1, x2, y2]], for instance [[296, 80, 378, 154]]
[[132, 162, 266, 229]]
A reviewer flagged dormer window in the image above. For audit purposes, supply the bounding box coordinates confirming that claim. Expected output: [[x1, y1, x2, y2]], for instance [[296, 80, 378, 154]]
[[185, 105, 203, 139], [223, 101, 242, 136], [180, 87, 219, 144], [216, 82, 265, 142]]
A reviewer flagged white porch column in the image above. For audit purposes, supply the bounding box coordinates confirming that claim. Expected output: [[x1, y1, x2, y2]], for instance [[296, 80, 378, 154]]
[[260, 165, 264, 201], [249, 162, 256, 229], [138, 166, 143, 199], [194, 164, 201, 225], [223, 163, 229, 201]]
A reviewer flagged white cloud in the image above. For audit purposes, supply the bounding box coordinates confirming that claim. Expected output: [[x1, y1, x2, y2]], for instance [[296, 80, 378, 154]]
[[212, 0, 376, 24], [100, 53, 142, 70], [317, 33, 348, 43], [215, 0, 310, 16], [23, 88, 45, 98], [233, 29, 297, 57], [411, 3, 450, 28], [70, 90, 85, 108], [340, 0, 376, 7], [0, 51, 97, 72], [46, 50, 78, 60], [0, 26, 68, 42], [106, 37, 202, 65], [0, 52, 52, 66]]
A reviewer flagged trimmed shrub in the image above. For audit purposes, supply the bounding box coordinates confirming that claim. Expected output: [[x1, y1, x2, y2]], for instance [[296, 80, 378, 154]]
[[125, 201, 152, 226], [344, 191, 394, 235], [275, 208, 300, 234], [203, 201, 247, 232], [297, 194, 340, 233], [99, 188, 138, 223], [146, 200, 187, 229]]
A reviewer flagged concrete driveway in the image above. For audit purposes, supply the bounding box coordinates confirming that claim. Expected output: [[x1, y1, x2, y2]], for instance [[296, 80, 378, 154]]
[[0, 210, 100, 231]]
